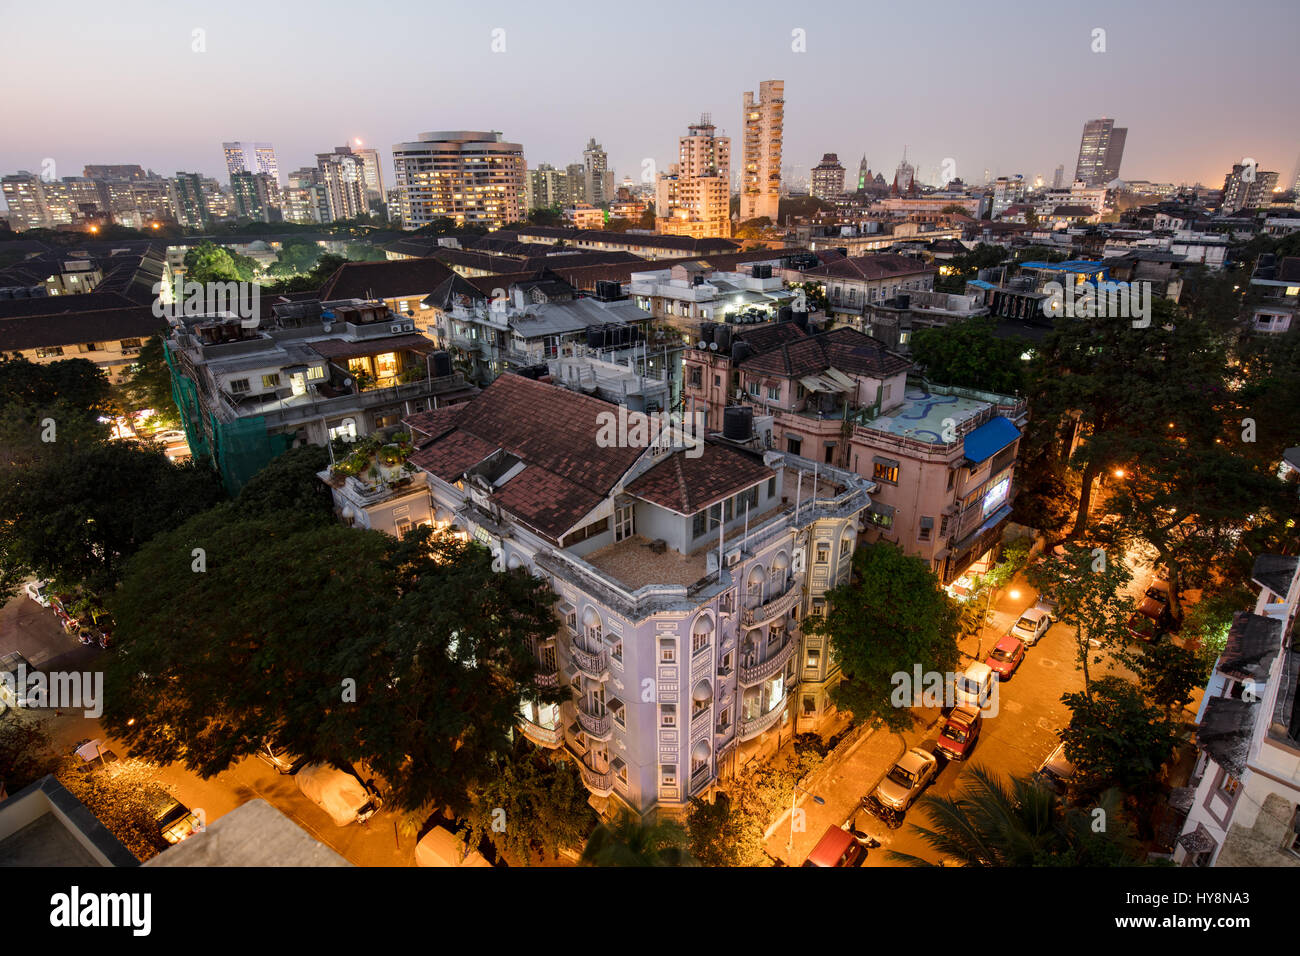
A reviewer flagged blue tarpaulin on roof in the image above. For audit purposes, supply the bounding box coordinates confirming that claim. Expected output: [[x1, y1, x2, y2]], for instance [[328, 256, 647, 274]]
[[963, 415, 1020, 464]]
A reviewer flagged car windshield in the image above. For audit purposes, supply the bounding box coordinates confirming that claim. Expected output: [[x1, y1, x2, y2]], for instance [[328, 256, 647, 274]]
[[991, 646, 1015, 661], [888, 766, 915, 788], [1015, 615, 1036, 631], [959, 677, 982, 694], [941, 725, 969, 743]]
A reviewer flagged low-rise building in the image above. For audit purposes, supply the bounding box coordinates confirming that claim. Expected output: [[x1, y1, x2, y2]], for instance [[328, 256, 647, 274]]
[[1246, 254, 1300, 335], [1174, 553, 1300, 867], [793, 253, 936, 324]]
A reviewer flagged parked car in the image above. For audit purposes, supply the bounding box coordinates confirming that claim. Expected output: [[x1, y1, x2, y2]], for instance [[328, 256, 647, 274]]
[[954, 662, 996, 709], [155, 799, 203, 845], [935, 705, 982, 761], [72, 738, 121, 772], [0, 652, 38, 713], [295, 763, 381, 826], [1036, 742, 1077, 795], [801, 825, 879, 867], [985, 633, 1025, 680], [1010, 607, 1052, 646], [1032, 588, 1057, 620], [152, 429, 187, 445], [1126, 595, 1172, 641], [24, 579, 52, 608], [414, 826, 493, 867], [870, 747, 939, 814], [255, 739, 306, 775], [1144, 580, 1171, 606]]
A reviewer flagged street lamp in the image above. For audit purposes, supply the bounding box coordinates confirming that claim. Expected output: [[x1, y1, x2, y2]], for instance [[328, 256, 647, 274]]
[[788, 783, 825, 862]]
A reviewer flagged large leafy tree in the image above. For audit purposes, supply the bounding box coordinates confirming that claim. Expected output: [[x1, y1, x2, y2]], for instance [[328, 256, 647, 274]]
[[909, 317, 1029, 395], [463, 740, 597, 864], [0, 440, 225, 598], [806, 542, 960, 730], [580, 810, 697, 866], [889, 767, 1143, 867], [183, 241, 258, 282], [1060, 676, 1180, 800], [1026, 543, 1132, 697], [232, 444, 333, 523], [103, 516, 559, 816], [114, 335, 177, 427]]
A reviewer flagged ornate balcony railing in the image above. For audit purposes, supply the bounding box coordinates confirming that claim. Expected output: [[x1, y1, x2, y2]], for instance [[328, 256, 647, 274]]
[[571, 643, 609, 681], [517, 718, 563, 749], [738, 703, 786, 741], [738, 637, 796, 687], [576, 700, 612, 740], [579, 760, 613, 796], [689, 765, 713, 796], [741, 574, 804, 628]]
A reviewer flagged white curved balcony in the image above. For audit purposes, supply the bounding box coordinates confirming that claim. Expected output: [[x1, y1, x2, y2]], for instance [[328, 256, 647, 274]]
[[579, 760, 613, 796], [576, 700, 612, 741], [738, 637, 796, 687], [741, 574, 804, 627], [518, 718, 563, 749], [738, 702, 786, 741]]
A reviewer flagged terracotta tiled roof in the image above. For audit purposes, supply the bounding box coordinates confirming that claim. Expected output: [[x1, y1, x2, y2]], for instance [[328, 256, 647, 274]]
[[799, 253, 936, 281], [308, 333, 436, 359], [739, 325, 910, 379], [318, 258, 456, 302], [404, 405, 466, 442], [734, 321, 810, 354], [626, 443, 772, 515], [0, 306, 164, 351], [403, 374, 644, 540]]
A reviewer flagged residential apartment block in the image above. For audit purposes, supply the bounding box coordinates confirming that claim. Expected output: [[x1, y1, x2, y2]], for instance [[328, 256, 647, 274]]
[[392, 130, 526, 230], [740, 81, 784, 222], [792, 253, 937, 324], [373, 373, 872, 817], [657, 117, 732, 239], [810, 153, 846, 201]]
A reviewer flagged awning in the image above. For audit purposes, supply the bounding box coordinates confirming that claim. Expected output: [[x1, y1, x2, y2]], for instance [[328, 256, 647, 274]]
[[799, 373, 849, 394], [963, 416, 1020, 464]]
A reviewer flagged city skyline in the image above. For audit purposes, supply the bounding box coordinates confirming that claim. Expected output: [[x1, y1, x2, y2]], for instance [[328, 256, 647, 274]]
[[2, 0, 1298, 213]]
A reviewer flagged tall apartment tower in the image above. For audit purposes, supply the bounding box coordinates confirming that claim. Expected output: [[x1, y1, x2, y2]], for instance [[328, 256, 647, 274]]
[[740, 80, 784, 222], [1, 173, 52, 230], [350, 143, 386, 212], [170, 172, 210, 229], [1222, 163, 1279, 213], [810, 153, 846, 200], [655, 115, 731, 239], [316, 147, 369, 222], [223, 142, 280, 184], [1073, 119, 1126, 186], [1052, 164, 1065, 188], [583, 138, 615, 206], [392, 130, 526, 230]]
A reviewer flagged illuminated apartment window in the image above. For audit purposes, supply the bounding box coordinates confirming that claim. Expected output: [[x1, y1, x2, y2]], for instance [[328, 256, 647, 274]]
[[262, 373, 281, 389]]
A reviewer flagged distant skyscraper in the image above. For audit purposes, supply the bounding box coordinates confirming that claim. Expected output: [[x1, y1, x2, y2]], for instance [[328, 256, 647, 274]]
[[349, 143, 385, 211], [740, 80, 784, 222], [1074, 119, 1126, 186], [656, 115, 731, 238], [1053, 164, 1065, 188], [392, 130, 526, 230], [810, 153, 846, 200], [223, 142, 280, 184], [316, 147, 368, 222], [1222, 163, 1278, 213], [230, 171, 282, 223], [170, 172, 210, 229], [583, 138, 614, 206], [1, 172, 52, 230]]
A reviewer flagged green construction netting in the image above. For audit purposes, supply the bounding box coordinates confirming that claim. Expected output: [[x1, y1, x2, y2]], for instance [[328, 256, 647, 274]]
[[164, 341, 293, 494]]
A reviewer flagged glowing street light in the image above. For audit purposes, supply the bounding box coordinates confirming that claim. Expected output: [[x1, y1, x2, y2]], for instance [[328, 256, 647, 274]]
[[1113, 468, 1126, 479]]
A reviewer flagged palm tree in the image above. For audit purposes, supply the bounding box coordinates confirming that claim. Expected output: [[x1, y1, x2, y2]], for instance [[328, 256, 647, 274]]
[[887, 766, 1142, 866], [580, 810, 698, 867]]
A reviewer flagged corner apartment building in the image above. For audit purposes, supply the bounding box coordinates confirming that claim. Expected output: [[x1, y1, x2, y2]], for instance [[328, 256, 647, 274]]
[[628, 260, 795, 333], [740, 81, 784, 222], [1247, 254, 1300, 334], [810, 153, 845, 201], [682, 320, 1026, 583], [657, 117, 732, 239], [1174, 553, 1300, 867], [164, 297, 476, 492], [793, 253, 937, 325], [392, 131, 526, 230], [388, 373, 872, 817]]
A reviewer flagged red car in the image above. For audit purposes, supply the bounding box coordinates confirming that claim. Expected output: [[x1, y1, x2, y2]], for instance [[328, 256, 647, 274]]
[[935, 705, 982, 761], [985, 633, 1025, 680]]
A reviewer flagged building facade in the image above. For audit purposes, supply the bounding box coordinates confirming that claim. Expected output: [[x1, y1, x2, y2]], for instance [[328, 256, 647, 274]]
[[392, 130, 526, 230], [740, 80, 784, 222], [1074, 118, 1126, 186], [810, 153, 846, 201], [656, 117, 732, 239]]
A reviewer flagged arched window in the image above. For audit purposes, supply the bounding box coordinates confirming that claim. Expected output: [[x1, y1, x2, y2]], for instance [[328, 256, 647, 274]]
[[582, 607, 603, 645], [747, 564, 765, 606]]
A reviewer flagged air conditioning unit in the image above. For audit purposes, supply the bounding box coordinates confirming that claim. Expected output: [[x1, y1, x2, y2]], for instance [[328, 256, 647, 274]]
[[792, 548, 806, 573], [404, 322, 414, 332], [725, 547, 744, 567], [390, 324, 402, 333]]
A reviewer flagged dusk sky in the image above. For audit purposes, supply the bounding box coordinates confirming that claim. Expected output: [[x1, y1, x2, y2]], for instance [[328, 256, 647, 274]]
[[3, 0, 1298, 204]]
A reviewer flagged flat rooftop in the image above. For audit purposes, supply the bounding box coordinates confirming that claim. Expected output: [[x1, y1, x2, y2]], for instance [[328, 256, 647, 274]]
[[583, 534, 710, 591], [862, 382, 988, 444]]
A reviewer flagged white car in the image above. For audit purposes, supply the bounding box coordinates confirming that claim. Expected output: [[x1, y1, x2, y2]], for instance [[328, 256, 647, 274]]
[[24, 579, 52, 608], [1010, 607, 1052, 645], [153, 429, 187, 445], [871, 747, 940, 812]]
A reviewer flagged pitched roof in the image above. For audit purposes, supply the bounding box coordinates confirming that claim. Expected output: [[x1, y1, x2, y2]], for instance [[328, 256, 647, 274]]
[[739, 325, 911, 379], [799, 253, 936, 282], [0, 306, 165, 351], [625, 443, 771, 515], [404, 374, 644, 540], [317, 258, 456, 302]]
